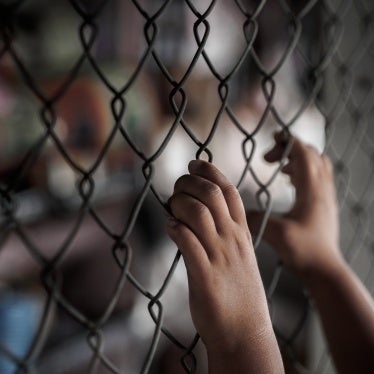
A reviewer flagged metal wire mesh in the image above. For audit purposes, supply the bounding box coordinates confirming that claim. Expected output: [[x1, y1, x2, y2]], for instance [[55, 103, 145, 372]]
[[0, 0, 373, 373]]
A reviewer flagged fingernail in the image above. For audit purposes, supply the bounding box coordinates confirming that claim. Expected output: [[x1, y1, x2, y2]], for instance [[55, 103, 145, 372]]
[[264, 149, 272, 158], [167, 217, 179, 228], [264, 148, 274, 161]]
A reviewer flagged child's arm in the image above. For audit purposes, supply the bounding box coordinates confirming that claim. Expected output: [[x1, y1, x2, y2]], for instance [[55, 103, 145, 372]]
[[248, 133, 374, 374], [167, 160, 284, 374]]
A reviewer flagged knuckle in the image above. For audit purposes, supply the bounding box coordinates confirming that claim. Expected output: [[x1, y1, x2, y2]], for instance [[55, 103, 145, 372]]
[[196, 160, 211, 174], [170, 192, 209, 220], [302, 144, 317, 160], [303, 153, 322, 178], [174, 174, 190, 190], [192, 199, 210, 218], [221, 183, 240, 201], [168, 193, 186, 213], [234, 223, 252, 244], [307, 162, 319, 178], [202, 180, 222, 198], [198, 161, 223, 182]]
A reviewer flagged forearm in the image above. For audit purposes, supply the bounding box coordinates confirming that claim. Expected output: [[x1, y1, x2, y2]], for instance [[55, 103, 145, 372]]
[[303, 256, 374, 374], [207, 322, 284, 374]]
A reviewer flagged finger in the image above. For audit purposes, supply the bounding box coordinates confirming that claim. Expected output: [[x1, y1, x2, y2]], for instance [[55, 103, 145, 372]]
[[287, 138, 319, 163], [274, 130, 291, 145], [281, 162, 295, 178], [188, 160, 246, 224], [264, 143, 285, 163], [294, 145, 325, 184], [168, 192, 217, 253], [281, 162, 294, 176], [281, 162, 301, 187], [264, 131, 294, 163], [269, 133, 324, 181], [266, 132, 313, 163], [166, 218, 210, 275], [173, 174, 231, 231]]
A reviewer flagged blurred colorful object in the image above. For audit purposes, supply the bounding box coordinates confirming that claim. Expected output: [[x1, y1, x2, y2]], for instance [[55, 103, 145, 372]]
[[0, 290, 42, 373]]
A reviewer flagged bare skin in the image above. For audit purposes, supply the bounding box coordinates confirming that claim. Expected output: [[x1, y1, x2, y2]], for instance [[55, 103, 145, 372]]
[[166, 160, 284, 374], [247, 133, 374, 374]]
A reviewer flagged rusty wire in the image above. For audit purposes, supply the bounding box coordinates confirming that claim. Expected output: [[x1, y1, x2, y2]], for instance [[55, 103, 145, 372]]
[[0, 0, 373, 373]]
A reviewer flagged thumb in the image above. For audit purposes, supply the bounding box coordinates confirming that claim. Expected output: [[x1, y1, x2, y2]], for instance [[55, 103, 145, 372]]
[[246, 210, 288, 250]]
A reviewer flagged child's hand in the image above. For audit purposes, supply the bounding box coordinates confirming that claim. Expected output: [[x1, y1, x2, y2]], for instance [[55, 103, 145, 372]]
[[248, 133, 341, 280], [166, 160, 280, 370], [249, 134, 374, 374]]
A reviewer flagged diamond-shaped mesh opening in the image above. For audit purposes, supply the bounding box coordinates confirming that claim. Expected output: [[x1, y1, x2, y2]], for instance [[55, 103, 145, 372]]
[[0, 1, 373, 373]]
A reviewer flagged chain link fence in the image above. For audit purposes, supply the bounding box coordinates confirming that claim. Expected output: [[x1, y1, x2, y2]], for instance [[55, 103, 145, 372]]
[[0, 0, 373, 373]]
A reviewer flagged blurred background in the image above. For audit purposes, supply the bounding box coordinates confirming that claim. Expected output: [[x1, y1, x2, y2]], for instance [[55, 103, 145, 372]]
[[0, 0, 373, 373]]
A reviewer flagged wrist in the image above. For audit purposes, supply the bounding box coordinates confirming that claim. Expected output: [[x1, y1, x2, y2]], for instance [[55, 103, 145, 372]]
[[206, 323, 283, 374], [299, 250, 347, 292], [206, 320, 273, 355]]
